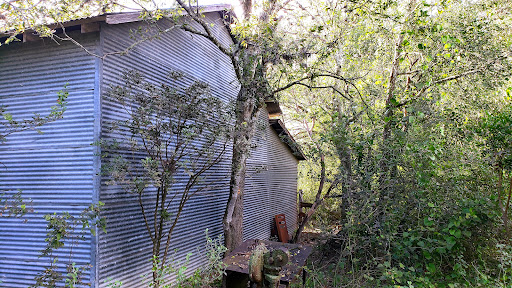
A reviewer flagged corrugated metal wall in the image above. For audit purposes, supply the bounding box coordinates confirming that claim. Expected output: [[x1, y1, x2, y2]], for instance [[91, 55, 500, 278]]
[[243, 110, 299, 240], [97, 13, 238, 287], [0, 12, 299, 288], [0, 32, 100, 287], [267, 119, 299, 235], [97, 13, 299, 287]]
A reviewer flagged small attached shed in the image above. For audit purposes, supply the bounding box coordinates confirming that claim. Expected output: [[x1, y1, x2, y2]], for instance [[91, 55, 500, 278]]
[[0, 5, 304, 287]]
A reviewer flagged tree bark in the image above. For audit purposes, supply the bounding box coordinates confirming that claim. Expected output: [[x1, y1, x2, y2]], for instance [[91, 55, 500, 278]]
[[239, 0, 253, 20], [291, 154, 326, 243], [504, 176, 512, 235], [292, 179, 339, 243], [497, 164, 504, 212], [174, 0, 304, 252], [223, 86, 260, 252], [379, 34, 404, 194], [291, 150, 339, 243], [339, 150, 353, 221]]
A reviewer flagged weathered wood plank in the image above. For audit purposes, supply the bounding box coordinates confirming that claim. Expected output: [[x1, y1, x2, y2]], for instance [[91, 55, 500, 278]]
[[105, 4, 232, 25], [81, 22, 100, 33]]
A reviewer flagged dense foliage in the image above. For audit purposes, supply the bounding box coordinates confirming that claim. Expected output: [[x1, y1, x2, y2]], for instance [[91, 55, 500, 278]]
[[279, 0, 512, 286]]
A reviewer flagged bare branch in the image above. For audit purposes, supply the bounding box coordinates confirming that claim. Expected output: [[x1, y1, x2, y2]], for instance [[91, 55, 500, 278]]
[[174, 0, 241, 81], [398, 69, 421, 76], [272, 73, 355, 95], [174, 0, 232, 57], [431, 69, 482, 86]]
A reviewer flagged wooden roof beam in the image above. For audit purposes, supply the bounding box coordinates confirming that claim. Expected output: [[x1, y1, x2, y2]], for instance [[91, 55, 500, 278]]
[[22, 32, 39, 42], [81, 22, 100, 33]]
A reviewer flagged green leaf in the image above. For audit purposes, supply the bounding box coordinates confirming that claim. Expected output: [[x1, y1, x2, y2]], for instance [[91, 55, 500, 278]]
[[3, 113, 12, 121], [426, 263, 436, 273], [445, 236, 457, 250]]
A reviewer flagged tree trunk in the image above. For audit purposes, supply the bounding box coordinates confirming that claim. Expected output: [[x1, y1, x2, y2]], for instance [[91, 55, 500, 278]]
[[292, 179, 339, 243], [293, 189, 324, 243], [378, 34, 403, 193], [292, 152, 339, 243], [497, 165, 504, 211], [338, 143, 353, 221], [292, 206, 314, 243], [504, 176, 512, 235], [223, 87, 259, 252], [292, 152, 326, 244]]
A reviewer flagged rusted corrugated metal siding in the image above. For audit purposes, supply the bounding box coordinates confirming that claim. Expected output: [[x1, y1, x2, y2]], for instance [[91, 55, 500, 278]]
[[243, 110, 298, 241], [0, 33, 100, 287], [97, 13, 238, 287]]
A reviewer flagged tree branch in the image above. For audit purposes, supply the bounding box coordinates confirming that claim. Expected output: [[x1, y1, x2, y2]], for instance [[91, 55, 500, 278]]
[[174, 1, 241, 80], [272, 73, 356, 96], [431, 69, 482, 86], [415, 69, 482, 101], [174, 0, 232, 57]]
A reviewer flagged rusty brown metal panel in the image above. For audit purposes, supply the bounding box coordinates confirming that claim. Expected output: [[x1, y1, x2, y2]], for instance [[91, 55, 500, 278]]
[[275, 214, 289, 243]]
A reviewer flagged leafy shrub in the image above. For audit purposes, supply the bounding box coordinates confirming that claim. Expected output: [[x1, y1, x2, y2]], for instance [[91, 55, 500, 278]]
[[145, 230, 227, 288]]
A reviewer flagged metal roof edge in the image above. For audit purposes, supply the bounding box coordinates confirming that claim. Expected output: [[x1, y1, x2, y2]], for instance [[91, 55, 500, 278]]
[[1, 4, 234, 39], [269, 119, 307, 161]]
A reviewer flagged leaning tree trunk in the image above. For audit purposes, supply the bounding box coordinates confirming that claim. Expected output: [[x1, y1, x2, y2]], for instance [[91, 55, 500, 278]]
[[497, 161, 504, 212], [338, 142, 353, 221], [378, 33, 403, 193], [376, 34, 404, 232], [223, 86, 260, 252], [291, 152, 339, 243]]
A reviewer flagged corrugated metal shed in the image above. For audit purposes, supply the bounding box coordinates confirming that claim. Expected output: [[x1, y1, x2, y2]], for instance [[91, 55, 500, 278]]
[[243, 109, 299, 241], [97, 13, 238, 288], [0, 7, 301, 288], [0, 32, 100, 287]]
